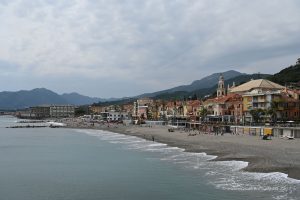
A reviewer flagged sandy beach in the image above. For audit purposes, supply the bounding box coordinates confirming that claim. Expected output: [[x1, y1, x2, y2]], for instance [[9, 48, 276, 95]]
[[64, 121, 300, 180]]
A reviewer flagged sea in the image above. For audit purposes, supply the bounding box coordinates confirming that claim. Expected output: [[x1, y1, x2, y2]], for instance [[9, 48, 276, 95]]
[[0, 116, 299, 200]]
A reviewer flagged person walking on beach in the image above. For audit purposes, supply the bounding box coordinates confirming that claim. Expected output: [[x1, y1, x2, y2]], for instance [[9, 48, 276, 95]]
[[152, 136, 155, 142]]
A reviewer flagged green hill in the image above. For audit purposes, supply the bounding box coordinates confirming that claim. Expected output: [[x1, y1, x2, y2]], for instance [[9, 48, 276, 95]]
[[268, 62, 300, 85], [151, 73, 270, 100], [90, 59, 300, 104]]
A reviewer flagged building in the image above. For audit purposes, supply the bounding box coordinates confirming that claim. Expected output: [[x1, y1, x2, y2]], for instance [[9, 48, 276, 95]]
[[101, 111, 129, 122], [50, 105, 75, 118], [225, 79, 290, 123], [242, 90, 282, 122], [229, 79, 285, 95], [16, 108, 35, 119], [30, 105, 75, 119], [274, 92, 300, 121], [90, 106, 105, 114], [185, 100, 202, 117], [238, 80, 300, 122], [121, 103, 134, 114], [217, 74, 226, 97], [30, 105, 51, 118], [133, 98, 154, 120], [203, 93, 243, 123]]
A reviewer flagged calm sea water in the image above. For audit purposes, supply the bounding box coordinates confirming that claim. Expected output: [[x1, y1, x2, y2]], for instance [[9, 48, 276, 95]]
[[0, 116, 299, 200]]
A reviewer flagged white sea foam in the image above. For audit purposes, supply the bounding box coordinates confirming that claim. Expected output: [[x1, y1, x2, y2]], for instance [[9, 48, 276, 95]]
[[141, 146, 181, 153], [147, 143, 168, 147], [206, 160, 300, 200], [47, 122, 65, 126], [76, 129, 300, 199]]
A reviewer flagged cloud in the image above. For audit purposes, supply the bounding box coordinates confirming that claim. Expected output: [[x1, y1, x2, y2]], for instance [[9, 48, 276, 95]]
[[0, 0, 299, 97]]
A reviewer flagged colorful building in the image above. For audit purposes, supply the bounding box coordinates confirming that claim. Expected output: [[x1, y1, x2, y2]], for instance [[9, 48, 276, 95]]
[[203, 93, 243, 123], [133, 98, 154, 120]]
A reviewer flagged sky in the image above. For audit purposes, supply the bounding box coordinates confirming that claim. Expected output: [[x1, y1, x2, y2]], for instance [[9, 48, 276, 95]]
[[0, 0, 300, 98]]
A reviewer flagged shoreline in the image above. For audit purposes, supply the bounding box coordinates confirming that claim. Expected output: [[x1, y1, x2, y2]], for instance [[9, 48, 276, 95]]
[[65, 123, 300, 180]]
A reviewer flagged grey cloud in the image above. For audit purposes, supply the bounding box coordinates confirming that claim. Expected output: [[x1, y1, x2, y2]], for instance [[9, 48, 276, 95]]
[[0, 0, 299, 97]]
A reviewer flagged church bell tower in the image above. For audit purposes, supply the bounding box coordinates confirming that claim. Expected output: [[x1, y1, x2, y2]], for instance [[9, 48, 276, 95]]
[[217, 74, 225, 97]]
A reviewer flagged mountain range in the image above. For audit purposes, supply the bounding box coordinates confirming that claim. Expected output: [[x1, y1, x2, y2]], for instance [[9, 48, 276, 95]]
[[136, 70, 245, 98], [1, 60, 300, 109], [147, 73, 270, 101], [0, 89, 103, 110], [0, 70, 244, 109]]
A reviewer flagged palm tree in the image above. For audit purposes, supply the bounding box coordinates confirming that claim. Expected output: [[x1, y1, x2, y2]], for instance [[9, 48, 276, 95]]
[[250, 108, 265, 123], [267, 100, 279, 124], [200, 107, 208, 122]]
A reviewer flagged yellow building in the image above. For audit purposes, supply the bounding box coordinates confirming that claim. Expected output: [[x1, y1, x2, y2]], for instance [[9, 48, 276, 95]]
[[90, 106, 104, 114]]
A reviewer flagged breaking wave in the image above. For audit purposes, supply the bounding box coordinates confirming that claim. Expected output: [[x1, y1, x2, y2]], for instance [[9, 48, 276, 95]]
[[76, 129, 300, 200]]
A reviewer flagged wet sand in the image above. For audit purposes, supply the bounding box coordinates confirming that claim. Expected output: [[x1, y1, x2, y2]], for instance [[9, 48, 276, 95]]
[[65, 122, 300, 180]]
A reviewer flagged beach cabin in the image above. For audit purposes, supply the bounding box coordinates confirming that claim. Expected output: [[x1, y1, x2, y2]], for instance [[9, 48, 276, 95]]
[[230, 126, 268, 136], [145, 120, 167, 126], [263, 128, 273, 136], [273, 127, 300, 138]]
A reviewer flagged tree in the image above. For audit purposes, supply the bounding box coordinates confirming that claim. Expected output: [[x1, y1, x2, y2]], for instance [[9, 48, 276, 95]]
[[191, 94, 197, 100], [200, 107, 208, 122], [160, 100, 167, 121], [154, 101, 160, 120], [267, 100, 280, 123], [250, 109, 265, 123], [146, 107, 152, 120], [140, 113, 146, 120], [75, 106, 88, 117]]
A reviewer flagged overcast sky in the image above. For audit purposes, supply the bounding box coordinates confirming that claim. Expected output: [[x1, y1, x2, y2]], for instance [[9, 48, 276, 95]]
[[0, 0, 300, 98]]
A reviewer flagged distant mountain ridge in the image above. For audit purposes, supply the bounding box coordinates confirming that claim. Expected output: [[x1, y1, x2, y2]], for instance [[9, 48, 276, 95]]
[[0, 88, 107, 110], [185, 70, 245, 92], [0, 70, 245, 109], [147, 61, 300, 101], [137, 70, 245, 98], [0, 88, 68, 110], [151, 73, 270, 100], [61, 92, 104, 106], [2, 61, 298, 109]]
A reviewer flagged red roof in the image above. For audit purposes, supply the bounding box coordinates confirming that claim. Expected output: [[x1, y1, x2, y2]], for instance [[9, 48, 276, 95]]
[[204, 94, 242, 104]]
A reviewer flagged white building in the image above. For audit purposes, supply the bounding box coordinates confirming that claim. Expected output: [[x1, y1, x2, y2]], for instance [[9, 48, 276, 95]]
[[101, 111, 129, 122]]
